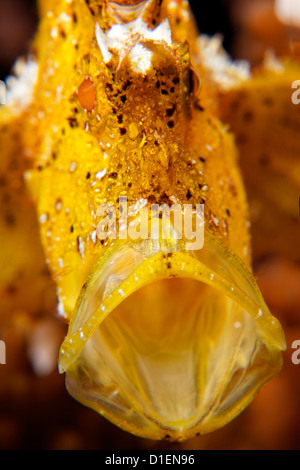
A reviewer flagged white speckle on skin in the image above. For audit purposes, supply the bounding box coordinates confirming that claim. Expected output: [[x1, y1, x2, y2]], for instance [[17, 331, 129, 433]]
[[212, 215, 219, 226], [56, 201, 62, 211], [50, 27, 58, 40], [69, 162, 77, 172], [234, 322, 242, 329], [91, 230, 97, 244], [59, 12, 72, 23], [95, 169, 107, 180], [78, 237, 85, 259], [39, 214, 47, 224]]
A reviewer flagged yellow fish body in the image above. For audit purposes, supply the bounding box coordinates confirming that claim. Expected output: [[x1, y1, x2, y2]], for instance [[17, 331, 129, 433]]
[[1, 0, 286, 440]]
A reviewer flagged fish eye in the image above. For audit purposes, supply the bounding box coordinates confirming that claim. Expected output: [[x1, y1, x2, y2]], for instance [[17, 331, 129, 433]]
[[77, 77, 96, 113]]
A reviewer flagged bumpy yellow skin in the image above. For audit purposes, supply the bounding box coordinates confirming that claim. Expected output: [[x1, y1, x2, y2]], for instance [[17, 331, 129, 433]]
[[25, 0, 249, 318], [0, 0, 287, 441]]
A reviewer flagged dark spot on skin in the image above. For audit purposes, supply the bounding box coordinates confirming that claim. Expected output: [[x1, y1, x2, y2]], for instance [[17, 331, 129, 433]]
[[166, 105, 176, 117], [60, 29, 66, 39], [52, 152, 57, 160], [263, 97, 274, 107], [86, 172, 91, 179], [128, 182, 132, 188], [161, 89, 168, 95], [73, 12, 78, 23], [199, 157, 206, 163], [0, 176, 7, 186], [70, 225, 74, 233], [117, 114, 123, 124], [83, 54, 91, 64], [186, 189, 192, 200], [106, 83, 113, 92], [170, 87, 175, 93], [243, 110, 254, 123], [230, 100, 240, 112], [120, 128, 126, 135], [4, 213, 16, 226], [120, 95, 127, 103], [226, 209, 231, 217], [259, 153, 271, 167], [156, 80, 160, 88], [194, 102, 205, 112], [122, 80, 131, 91], [109, 172, 118, 179], [167, 121, 174, 128], [236, 133, 247, 145], [172, 78, 179, 85], [6, 284, 17, 296], [164, 434, 171, 440], [167, 262, 172, 269]]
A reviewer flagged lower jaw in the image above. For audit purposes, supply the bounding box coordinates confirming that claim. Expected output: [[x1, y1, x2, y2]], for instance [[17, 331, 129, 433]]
[[58, 231, 286, 441]]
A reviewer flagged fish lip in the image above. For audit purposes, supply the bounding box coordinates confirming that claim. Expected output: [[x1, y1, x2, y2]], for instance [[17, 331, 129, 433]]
[[58, 229, 286, 374]]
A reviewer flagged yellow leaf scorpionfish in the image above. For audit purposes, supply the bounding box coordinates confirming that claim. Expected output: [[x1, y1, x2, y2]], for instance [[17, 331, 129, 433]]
[[0, 0, 287, 441]]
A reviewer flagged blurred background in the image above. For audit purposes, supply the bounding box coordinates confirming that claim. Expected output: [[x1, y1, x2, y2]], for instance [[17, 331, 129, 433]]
[[0, 0, 300, 450]]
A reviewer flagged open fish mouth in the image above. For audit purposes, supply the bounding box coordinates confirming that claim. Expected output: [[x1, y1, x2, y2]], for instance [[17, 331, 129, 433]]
[[59, 230, 285, 441]]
